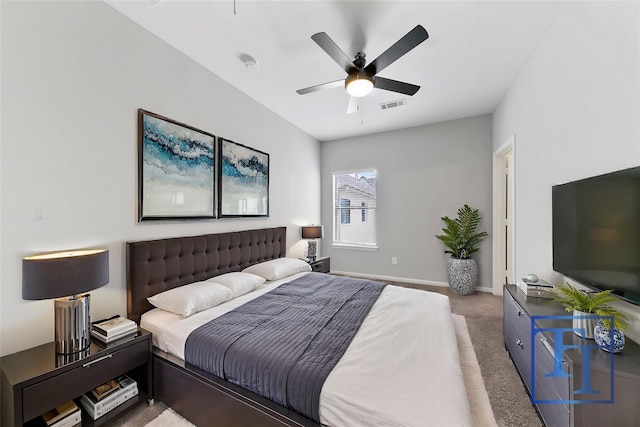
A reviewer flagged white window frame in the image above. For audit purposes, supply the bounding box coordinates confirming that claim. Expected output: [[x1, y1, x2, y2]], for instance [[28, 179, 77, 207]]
[[332, 170, 378, 250]]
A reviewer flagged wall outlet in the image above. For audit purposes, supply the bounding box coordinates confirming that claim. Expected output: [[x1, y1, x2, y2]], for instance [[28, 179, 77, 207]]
[[391, 257, 398, 265]]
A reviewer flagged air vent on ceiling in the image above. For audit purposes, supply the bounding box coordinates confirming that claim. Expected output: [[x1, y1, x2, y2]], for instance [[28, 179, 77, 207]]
[[379, 98, 407, 110]]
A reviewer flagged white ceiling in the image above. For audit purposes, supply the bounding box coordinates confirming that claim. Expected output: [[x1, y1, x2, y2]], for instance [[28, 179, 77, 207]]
[[106, 1, 564, 142]]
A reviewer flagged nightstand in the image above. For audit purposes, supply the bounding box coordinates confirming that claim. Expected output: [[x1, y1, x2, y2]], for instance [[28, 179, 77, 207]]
[[309, 257, 330, 273], [1, 328, 152, 426]]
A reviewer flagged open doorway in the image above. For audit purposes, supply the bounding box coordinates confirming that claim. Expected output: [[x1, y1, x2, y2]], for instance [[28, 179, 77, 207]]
[[492, 136, 515, 295]]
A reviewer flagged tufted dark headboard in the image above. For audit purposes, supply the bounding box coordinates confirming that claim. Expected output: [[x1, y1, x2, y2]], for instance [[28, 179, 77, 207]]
[[126, 227, 287, 324]]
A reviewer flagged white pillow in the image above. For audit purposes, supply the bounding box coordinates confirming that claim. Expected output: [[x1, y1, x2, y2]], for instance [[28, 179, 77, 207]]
[[242, 258, 312, 281], [207, 272, 266, 298], [147, 281, 232, 317]]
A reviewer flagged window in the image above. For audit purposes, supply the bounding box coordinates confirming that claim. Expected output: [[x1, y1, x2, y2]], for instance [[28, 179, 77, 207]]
[[340, 199, 351, 224], [333, 171, 377, 247]]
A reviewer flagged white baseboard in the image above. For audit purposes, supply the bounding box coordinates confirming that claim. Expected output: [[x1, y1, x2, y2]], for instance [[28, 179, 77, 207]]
[[331, 270, 494, 294]]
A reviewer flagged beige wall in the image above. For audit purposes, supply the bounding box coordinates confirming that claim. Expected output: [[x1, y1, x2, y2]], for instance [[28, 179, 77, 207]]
[[493, 1, 640, 341], [321, 115, 493, 291], [0, 1, 320, 356]]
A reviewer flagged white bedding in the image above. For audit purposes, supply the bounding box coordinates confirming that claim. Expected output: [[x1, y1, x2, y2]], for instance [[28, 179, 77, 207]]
[[141, 273, 472, 427]]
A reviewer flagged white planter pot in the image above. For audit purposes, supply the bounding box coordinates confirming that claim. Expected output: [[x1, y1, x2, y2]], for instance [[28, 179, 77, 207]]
[[573, 310, 597, 339]]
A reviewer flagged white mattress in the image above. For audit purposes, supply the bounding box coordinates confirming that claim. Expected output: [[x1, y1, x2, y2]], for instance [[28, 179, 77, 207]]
[[141, 273, 472, 427]]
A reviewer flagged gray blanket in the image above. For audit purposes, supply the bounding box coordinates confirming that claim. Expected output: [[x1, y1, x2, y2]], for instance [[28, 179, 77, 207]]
[[184, 272, 386, 421]]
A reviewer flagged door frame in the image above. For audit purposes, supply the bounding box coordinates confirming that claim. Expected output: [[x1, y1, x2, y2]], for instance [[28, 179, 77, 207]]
[[492, 135, 516, 295]]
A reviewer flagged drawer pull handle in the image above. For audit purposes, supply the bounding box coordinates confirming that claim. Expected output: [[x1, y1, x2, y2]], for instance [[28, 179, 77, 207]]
[[82, 354, 113, 368], [508, 295, 525, 314], [516, 339, 524, 349]]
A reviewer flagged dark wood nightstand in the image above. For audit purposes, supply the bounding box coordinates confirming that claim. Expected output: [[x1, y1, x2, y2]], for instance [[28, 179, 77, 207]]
[[1, 328, 152, 427], [309, 257, 330, 273]]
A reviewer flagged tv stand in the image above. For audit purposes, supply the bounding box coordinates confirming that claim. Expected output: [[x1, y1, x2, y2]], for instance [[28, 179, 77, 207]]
[[504, 285, 640, 426]]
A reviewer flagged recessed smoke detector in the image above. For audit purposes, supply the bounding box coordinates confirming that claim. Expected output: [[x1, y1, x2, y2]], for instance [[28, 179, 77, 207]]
[[380, 98, 407, 110], [239, 54, 259, 70]]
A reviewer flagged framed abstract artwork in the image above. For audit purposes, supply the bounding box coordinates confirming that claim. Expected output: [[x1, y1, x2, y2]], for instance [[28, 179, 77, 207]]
[[218, 138, 269, 217], [138, 109, 216, 221]]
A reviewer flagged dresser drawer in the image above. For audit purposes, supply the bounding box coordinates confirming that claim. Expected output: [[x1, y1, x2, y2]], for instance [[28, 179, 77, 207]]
[[532, 332, 570, 427], [22, 340, 148, 421], [537, 397, 570, 427], [532, 333, 571, 427], [532, 333, 570, 403], [505, 292, 533, 350], [505, 319, 532, 392]]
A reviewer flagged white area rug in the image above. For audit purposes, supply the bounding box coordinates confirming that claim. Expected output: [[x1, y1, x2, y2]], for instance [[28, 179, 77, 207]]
[[144, 408, 195, 427], [452, 313, 499, 427], [144, 314, 497, 427]]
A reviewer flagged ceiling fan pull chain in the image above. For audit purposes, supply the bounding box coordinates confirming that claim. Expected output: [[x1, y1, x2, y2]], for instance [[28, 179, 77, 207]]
[[360, 98, 364, 125], [233, 0, 237, 15]]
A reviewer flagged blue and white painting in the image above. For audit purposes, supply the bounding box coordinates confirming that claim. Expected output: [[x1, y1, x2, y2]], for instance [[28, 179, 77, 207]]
[[219, 139, 269, 217], [139, 110, 215, 219]]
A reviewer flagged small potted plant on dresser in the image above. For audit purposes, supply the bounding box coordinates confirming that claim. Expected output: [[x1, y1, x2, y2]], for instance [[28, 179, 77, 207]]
[[550, 283, 627, 351], [435, 204, 488, 295]]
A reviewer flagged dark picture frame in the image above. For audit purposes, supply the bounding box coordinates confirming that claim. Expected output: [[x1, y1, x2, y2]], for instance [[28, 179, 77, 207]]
[[138, 109, 216, 221], [218, 138, 269, 217]]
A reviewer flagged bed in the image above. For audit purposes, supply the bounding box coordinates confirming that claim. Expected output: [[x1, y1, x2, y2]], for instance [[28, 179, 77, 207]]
[[127, 227, 472, 427]]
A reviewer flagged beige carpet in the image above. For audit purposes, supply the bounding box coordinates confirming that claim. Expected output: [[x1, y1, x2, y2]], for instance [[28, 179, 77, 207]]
[[124, 313, 497, 427]]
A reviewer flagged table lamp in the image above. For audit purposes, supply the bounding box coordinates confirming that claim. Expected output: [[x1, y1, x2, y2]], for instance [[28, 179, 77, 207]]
[[301, 225, 324, 262], [23, 249, 109, 354]]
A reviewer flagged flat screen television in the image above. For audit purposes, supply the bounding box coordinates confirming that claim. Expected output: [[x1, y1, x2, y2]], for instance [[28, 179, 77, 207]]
[[552, 166, 640, 305]]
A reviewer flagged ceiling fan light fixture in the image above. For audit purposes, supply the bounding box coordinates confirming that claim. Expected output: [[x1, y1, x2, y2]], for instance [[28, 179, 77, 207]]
[[345, 71, 375, 97]]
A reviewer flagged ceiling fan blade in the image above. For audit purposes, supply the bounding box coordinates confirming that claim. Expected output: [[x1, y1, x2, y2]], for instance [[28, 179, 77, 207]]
[[346, 96, 358, 114], [297, 79, 344, 95], [311, 32, 356, 74], [365, 25, 428, 75], [375, 77, 420, 96]]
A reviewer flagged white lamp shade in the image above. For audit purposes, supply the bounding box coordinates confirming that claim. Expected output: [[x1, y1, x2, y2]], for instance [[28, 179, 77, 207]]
[[345, 72, 375, 97]]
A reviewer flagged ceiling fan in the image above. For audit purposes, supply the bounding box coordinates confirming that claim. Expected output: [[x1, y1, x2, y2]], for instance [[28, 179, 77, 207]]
[[296, 25, 429, 113]]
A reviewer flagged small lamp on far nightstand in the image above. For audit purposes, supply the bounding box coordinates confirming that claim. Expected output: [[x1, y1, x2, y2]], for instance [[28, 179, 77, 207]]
[[23, 249, 109, 354], [301, 225, 324, 262]]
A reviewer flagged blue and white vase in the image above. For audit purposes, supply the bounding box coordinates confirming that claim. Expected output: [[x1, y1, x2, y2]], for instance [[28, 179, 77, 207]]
[[594, 320, 625, 353]]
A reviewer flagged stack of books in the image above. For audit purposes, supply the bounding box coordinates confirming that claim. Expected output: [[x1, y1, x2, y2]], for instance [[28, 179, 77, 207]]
[[517, 278, 555, 299], [91, 315, 137, 344], [40, 400, 81, 427], [79, 375, 138, 420]]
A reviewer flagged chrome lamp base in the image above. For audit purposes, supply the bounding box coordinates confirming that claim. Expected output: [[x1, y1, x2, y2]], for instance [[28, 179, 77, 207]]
[[54, 294, 91, 354]]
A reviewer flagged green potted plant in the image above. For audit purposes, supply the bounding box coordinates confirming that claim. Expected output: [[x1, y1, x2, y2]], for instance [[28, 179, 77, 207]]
[[435, 204, 488, 295], [550, 283, 627, 351]]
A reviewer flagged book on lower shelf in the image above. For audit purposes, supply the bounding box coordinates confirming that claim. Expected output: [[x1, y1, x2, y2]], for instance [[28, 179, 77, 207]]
[[40, 400, 81, 427], [79, 375, 138, 420], [92, 315, 137, 338], [47, 410, 81, 427], [90, 379, 120, 401]]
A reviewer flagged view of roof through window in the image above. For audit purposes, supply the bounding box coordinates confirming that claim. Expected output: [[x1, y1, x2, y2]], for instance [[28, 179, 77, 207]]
[[333, 171, 377, 247]]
